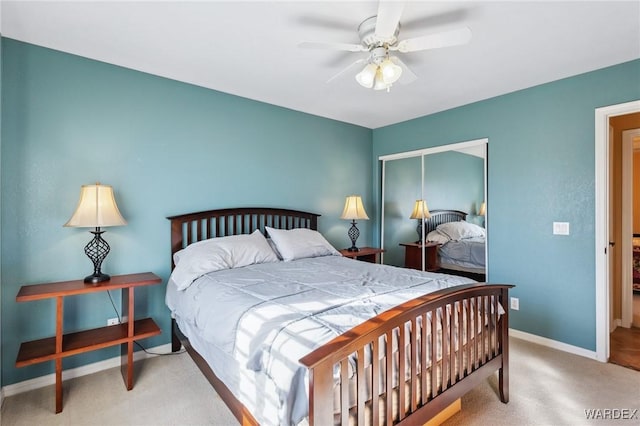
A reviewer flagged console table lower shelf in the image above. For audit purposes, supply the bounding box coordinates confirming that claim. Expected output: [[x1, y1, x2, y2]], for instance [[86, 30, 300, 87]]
[[15, 272, 162, 413]]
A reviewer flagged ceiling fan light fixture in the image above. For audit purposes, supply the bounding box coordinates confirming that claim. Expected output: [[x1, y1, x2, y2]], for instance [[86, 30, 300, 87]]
[[379, 57, 402, 84], [372, 69, 391, 91], [355, 63, 378, 88]]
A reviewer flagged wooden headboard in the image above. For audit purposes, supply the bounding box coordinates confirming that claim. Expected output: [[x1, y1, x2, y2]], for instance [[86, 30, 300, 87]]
[[167, 207, 320, 269], [423, 209, 467, 234]]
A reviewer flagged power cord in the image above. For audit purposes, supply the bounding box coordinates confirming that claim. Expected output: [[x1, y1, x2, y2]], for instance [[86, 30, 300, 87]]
[[106, 291, 185, 355]]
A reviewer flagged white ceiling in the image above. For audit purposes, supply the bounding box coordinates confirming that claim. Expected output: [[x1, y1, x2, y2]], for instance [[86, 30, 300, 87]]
[[2, 1, 639, 129]]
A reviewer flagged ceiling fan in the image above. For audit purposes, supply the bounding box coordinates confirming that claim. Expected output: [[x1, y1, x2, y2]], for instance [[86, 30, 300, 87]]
[[299, 1, 472, 92]]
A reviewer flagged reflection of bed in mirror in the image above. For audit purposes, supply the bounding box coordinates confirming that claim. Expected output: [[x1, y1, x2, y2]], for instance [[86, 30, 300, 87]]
[[424, 209, 486, 281]]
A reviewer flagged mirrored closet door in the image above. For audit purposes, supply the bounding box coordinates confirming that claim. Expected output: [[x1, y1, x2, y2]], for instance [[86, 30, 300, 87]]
[[379, 139, 488, 279]]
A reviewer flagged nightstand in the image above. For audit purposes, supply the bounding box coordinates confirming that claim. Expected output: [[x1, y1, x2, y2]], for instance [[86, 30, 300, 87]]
[[340, 247, 385, 263], [400, 242, 441, 271], [15, 272, 162, 413]]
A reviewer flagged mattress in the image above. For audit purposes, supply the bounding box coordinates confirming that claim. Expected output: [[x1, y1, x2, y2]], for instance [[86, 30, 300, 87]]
[[166, 255, 476, 425]]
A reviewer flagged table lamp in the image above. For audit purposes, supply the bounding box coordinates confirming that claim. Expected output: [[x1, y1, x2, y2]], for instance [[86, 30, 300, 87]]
[[340, 195, 369, 252], [64, 183, 127, 284], [410, 199, 431, 243], [478, 202, 486, 227]]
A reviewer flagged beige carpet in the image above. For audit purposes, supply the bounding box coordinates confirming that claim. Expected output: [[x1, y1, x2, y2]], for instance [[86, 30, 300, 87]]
[[0, 352, 237, 426], [444, 338, 640, 425], [2, 337, 639, 426]]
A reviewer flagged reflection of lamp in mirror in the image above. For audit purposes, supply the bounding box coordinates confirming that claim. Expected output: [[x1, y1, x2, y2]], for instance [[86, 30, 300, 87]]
[[64, 183, 127, 284], [478, 202, 486, 227], [410, 199, 431, 243], [341, 195, 369, 252]]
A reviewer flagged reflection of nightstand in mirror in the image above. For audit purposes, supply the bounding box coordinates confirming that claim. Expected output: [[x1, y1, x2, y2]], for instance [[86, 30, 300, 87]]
[[339, 247, 385, 264], [400, 242, 441, 271]]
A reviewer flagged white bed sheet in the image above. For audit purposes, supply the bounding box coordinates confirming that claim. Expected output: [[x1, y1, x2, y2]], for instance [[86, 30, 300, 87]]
[[438, 237, 486, 273], [166, 255, 475, 425]]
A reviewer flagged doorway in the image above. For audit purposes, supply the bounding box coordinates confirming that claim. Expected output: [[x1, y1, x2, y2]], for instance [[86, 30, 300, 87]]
[[594, 100, 640, 364]]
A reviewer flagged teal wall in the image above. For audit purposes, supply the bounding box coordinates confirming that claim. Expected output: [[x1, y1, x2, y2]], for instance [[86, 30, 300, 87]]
[[423, 151, 484, 218], [0, 39, 372, 386], [373, 59, 640, 351]]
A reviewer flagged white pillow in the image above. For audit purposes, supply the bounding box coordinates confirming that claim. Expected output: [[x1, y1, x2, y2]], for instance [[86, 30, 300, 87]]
[[171, 230, 279, 290], [426, 230, 450, 245], [436, 221, 485, 241], [266, 238, 283, 260], [265, 227, 340, 261]]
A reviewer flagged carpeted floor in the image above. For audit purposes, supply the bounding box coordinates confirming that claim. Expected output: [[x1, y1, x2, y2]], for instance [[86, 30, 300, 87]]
[[2, 336, 639, 426]]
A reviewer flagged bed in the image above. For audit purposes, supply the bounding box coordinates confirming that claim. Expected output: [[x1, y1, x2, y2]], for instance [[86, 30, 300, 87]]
[[166, 207, 513, 425], [424, 210, 486, 280]]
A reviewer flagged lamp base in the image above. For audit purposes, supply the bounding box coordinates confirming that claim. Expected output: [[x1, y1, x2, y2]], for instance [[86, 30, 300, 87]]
[[415, 220, 424, 244], [84, 273, 111, 285], [347, 220, 361, 253]]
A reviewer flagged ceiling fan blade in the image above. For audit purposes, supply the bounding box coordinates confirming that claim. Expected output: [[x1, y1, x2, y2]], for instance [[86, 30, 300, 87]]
[[390, 56, 417, 85], [395, 27, 472, 53], [327, 58, 366, 84], [375, 1, 406, 42], [298, 41, 367, 52]]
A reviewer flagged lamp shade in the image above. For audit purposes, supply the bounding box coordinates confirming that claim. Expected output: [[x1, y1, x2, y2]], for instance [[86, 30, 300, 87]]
[[409, 199, 431, 219], [340, 195, 369, 220], [372, 69, 390, 91], [379, 57, 402, 85], [355, 63, 378, 88], [478, 202, 486, 216], [64, 183, 127, 228]]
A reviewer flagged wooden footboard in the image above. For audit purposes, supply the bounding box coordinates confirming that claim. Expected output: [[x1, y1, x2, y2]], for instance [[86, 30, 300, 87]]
[[299, 283, 513, 425]]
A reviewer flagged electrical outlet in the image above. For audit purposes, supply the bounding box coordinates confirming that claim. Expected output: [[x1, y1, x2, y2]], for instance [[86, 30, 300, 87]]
[[510, 297, 519, 311], [107, 317, 120, 326]]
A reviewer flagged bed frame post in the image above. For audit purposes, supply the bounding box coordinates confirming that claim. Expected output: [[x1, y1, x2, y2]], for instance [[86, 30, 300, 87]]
[[307, 363, 333, 426], [171, 318, 181, 352], [498, 286, 510, 403]]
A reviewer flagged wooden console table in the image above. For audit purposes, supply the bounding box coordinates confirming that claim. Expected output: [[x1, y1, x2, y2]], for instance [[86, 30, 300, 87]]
[[15, 272, 162, 413]]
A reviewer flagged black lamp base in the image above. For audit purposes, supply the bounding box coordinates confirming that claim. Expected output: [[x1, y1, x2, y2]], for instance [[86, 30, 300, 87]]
[[415, 219, 424, 244], [84, 272, 111, 285], [83, 228, 112, 285], [347, 220, 361, 252]]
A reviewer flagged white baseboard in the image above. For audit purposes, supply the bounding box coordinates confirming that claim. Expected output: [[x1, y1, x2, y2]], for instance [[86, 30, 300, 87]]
[[1, 343, 172, 398], [509, 328, 598, 361], [610, 318, 622, 333]]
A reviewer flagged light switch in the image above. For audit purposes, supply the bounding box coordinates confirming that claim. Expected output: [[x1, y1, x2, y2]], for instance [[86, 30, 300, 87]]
[[553, 222, 570, 235]]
